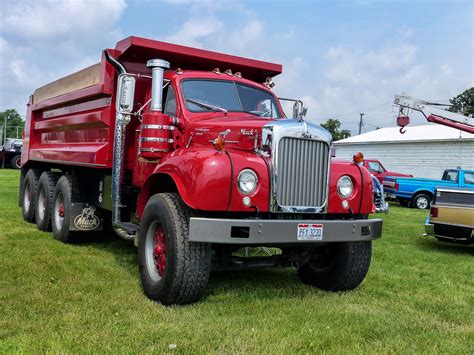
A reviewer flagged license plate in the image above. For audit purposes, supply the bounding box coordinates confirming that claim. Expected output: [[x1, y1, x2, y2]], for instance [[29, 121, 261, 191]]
[[297, 223, 323, 241]]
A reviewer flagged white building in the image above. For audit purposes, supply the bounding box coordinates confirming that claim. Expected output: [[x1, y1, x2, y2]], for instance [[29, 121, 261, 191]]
[[333, 124, 474, 179]]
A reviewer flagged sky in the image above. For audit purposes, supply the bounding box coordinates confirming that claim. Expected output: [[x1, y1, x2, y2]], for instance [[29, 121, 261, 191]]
[[0, 0, 473, 134]]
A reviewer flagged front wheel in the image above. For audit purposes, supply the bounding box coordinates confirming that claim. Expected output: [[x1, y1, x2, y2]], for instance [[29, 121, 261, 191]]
[[297, 241, 372, 291], [138, 193, 212, 305]]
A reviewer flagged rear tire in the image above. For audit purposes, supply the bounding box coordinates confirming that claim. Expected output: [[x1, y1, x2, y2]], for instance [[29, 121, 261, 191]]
[[411, 193, 431, 209], [298, 241, 372, 291], [10, 155, 21, 169], [398, 198, 409, 207], [21, 169, 41, 223], [51, 175, 80, 243], [35, 171, 57, 231], [138, 193, 212, 305]]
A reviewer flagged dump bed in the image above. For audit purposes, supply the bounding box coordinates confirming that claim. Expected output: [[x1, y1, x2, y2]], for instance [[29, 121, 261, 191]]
[[22, 36, 282, 169]]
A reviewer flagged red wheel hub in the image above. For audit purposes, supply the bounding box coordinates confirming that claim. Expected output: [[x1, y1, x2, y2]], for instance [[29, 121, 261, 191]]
[[153, 225, 166, 276], [58, 203, 65, 218]]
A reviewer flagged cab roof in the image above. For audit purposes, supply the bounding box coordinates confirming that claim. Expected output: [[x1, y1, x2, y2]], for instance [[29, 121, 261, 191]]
[[115, 36, 282, 83]]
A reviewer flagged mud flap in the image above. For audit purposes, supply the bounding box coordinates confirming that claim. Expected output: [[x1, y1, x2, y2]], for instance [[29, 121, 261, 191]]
[[69, 203, 103, 231]]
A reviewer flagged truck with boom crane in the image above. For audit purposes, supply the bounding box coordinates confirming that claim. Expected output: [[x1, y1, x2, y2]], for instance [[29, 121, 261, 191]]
[[20, 36, 383, 305]]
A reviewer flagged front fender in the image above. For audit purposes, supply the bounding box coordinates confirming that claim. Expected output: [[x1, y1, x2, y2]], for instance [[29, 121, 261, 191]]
[[327, 162, 374, 214], [145, 148, 232, 213]]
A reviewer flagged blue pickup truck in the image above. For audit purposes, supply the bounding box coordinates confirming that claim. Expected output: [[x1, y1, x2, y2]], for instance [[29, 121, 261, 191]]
[[383, 169, 474, 209]]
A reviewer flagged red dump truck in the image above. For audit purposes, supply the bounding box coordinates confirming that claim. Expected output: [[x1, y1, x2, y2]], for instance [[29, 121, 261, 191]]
[[20, 36, 382, 305]]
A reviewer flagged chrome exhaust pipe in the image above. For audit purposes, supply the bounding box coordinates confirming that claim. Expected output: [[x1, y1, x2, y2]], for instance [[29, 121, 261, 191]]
[[147, 59, 170, 112], [104, 50, 135, 241]]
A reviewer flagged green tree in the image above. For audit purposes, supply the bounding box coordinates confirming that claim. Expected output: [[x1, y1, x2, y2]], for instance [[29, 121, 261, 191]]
[[320, 118, 351, 141], [0, 109, 24, 141], [448, 87, 474, 115]]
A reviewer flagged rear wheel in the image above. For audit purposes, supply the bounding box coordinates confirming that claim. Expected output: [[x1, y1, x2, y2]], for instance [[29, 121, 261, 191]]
[[411, 193, 431, 209], [21, 169, 41, 223], [398, 198, 409, 207], [35, 171, 57, 231], [10, 155, 21, 169], [51, 175, 81, 243], [297, 241, 372, 291], [138, 193, 212, 305]]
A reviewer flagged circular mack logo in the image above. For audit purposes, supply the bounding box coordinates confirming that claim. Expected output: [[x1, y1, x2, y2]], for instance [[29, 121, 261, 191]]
[[74, 206, 100, 230]]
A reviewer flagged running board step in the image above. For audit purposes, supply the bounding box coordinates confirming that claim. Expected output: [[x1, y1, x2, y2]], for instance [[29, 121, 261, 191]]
[[113, 222, 137, 241]]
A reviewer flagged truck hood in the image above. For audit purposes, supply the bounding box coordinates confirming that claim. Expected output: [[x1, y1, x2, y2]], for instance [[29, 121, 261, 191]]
[[186, 115, 332, 151], [187, 114, 277, 151]]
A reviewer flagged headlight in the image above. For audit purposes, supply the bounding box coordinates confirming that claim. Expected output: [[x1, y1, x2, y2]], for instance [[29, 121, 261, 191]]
[[337, 175, 353, 198], [238, 169, 258, 194]]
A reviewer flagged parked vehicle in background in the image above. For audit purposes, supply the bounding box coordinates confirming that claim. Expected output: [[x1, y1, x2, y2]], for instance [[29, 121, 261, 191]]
[[371, 175, 389, 213], [19, 36, 382, 305], [383, 169, 474, 209], [0, 138, 22, 169], [424, 187, 474, 244], [363, 159, 412, 183]]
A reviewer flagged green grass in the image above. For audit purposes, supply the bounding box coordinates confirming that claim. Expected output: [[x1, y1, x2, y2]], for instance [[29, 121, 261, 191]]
[[0, 169, 473, 353]]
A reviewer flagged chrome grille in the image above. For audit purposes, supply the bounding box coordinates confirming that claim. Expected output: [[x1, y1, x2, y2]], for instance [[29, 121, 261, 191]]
[[276, 137, 329, 207]]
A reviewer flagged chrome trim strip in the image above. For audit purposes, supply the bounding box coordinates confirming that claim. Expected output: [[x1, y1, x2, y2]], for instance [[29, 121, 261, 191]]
[[437, 188, 474, 195], [140, 137, 174, 143], [139, 148, 169, 153], [141, 124, 175, 130]]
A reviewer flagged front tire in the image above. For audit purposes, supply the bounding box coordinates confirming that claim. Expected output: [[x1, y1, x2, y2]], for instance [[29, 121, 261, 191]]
[[297, 241, 372, 291], [138, 193, 212, 305]]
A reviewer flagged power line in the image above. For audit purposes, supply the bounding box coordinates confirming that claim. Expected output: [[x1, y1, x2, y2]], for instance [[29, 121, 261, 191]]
[[320, 101, 393, 120]]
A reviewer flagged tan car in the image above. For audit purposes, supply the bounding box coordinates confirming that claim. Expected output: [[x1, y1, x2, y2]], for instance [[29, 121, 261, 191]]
[[424, 187, 474, 244]]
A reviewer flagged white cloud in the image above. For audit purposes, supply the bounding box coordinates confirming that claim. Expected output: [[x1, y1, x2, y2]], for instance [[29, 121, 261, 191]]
[[0, 0, 126, 114], [1, 0, 126, 41], [162, 17, 224, 48]]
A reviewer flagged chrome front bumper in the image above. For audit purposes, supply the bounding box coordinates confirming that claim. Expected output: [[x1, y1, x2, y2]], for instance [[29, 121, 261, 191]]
[[188, 217, 383, 245]]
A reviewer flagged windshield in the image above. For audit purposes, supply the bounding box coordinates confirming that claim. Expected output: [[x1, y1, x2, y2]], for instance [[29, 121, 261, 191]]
[[182, 79, 282, 118]]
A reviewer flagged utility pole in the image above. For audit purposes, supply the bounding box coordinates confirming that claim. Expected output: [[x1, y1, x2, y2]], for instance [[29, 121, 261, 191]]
[[358, 113, 364, 135]]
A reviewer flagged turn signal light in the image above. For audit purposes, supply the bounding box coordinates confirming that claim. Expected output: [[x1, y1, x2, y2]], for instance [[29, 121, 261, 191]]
[[353, 152, 364, 164], [214, 137, 226, 151]]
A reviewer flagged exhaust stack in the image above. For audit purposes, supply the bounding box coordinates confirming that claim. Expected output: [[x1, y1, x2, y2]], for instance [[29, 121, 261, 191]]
[[147, 59, 170, 112], [104, 50, 136, 241]]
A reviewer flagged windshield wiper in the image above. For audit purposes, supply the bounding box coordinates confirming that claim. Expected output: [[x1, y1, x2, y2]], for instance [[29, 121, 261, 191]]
[[186, 98, 228, 113], [260, 110, 272, 117]]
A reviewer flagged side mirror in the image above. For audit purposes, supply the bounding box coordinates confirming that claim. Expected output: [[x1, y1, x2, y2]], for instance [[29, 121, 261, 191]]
[[116, 74, 136, 114]]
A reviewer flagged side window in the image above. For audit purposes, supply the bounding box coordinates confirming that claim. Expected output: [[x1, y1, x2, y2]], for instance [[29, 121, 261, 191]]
[[164, 86, 177, 116], [368, 161, 382, 173], [442, 170, 459, 182], [464, 172, 474, 185]]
